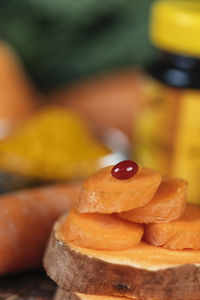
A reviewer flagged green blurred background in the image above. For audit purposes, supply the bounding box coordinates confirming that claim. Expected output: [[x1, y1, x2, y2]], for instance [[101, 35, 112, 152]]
[[0, 0, 155, 91]]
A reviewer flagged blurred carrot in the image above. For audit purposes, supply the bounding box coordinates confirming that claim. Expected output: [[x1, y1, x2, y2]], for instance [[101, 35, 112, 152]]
[[0, 182, 81, 275], [47, 70, 139, 139], [0, 41, 37, 137]]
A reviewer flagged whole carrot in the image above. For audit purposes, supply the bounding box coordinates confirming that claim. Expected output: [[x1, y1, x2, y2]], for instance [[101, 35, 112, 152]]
[[0, 182, 81, 275]]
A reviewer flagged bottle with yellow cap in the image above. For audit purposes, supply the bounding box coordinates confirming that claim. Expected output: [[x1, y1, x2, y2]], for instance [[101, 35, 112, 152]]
[[135, 0, 200, 204]]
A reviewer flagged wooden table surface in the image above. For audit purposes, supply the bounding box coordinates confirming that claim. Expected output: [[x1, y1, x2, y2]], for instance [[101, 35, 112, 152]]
[[0, 270, 56, 300]]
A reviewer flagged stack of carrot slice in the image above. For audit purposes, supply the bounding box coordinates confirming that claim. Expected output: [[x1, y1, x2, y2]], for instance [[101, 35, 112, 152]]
[[44, 163, 200, 300], [62, 165, 195, 251]]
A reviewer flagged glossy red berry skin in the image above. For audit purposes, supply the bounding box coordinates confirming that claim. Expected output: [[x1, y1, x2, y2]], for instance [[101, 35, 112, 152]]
[[111, 160, 139, 180]]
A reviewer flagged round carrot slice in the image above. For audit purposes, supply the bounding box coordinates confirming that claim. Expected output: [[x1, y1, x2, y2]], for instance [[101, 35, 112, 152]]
[[76, 166, 162, 213], [118, 178, 188, 224], [59, 209, 144, 250], [144, 203, 200, 250]]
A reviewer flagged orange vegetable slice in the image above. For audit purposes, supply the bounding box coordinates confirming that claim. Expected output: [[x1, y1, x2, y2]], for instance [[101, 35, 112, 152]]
[[144, 203, 200, 250], [76, 166, 162, 213], [118, 178, 188, 224], [60, 209, 144, 250]]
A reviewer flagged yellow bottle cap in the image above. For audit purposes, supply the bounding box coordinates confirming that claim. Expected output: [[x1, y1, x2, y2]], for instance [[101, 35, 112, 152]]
[[150, 0, 200, 58]]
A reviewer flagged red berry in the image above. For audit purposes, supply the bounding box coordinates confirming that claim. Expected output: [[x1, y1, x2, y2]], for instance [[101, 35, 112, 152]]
[[111, 160, 139, 180]]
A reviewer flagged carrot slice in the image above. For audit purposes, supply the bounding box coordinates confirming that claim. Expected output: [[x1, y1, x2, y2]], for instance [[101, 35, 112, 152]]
[[60, 209, 144, 250], [144, 203, 200, 250], [76, 166, 162, 213], [118, 178, 188, 224]]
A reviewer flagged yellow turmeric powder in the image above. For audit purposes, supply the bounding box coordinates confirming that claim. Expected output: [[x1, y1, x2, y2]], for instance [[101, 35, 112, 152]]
[[0, 107, 110, 180]]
